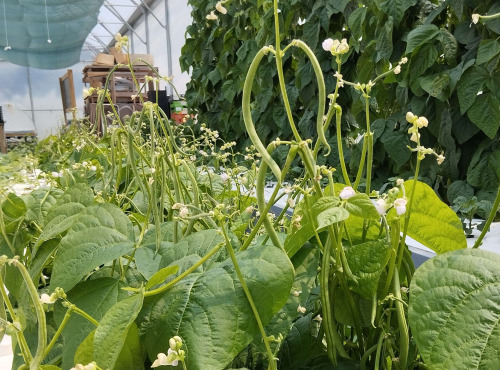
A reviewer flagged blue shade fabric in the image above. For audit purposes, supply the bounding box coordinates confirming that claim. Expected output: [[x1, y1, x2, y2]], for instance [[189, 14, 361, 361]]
[[0, 0, 105, 69]]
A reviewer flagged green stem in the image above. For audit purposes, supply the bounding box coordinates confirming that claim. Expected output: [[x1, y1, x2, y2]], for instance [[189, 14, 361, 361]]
[[334, 105, 351, 186], [72, 306, 99, 326], [0, 270, 32, 363], [393, 267, 409, 368], [364, 94, 373, 195], [43, 306, 74, 358], [144, 241, 225, 297], [221, 226, 277, 370], [11, 259, 46, 370], [321, 233, 338, 364], [473, 184, 500, 248]]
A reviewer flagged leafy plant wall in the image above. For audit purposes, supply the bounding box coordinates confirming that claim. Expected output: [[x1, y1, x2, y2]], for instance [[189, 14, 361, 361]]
[[181, 0, 500, 204]]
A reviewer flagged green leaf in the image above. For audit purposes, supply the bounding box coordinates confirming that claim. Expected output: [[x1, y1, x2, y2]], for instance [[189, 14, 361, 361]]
[[50, 203, 135, 293], [138, 243, 293, 370], [467, 93, 500, 139], [94, 291, 144, 369], [316, 207, 349, 230], [74, 330, 95, 366], [420, 72, 451, 101], [405, 24, 439, 54], [457, 66, 486, 114], [377, 0, 417, 25], [284, 195, 341, 257], [145, 265, 179, 290], [345, 194, 380, 220], [54, 278, 128, 369], [409, 249, 500, 369], [45, 183, 94, 224], [278, 314, 313, 368], [135, 223, 181, 280], [476, 39, 500, 66], [348, 7, 367, 39], [376, 18, 393, 61], [438, 29, 458, 65], [257, 246, 319, 355], [1, 193, 26, 219], [398, 180, 467, 254], [345, 239, 391, 299], [447, 180, 474, 205], [467, 145, 500, 190], [409, 44, 438, 84]]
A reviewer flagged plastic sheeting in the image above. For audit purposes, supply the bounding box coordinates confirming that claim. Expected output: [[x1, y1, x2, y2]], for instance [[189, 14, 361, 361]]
[[0, 0, 104, 69]]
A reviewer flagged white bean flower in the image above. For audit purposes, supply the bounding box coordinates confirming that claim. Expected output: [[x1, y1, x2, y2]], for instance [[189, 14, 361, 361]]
[[339, 186, 356, 200], [394, 198, 408, 216]]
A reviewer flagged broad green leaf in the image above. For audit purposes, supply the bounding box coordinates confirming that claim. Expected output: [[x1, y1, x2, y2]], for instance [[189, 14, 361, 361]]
[[405, 24, 439, 54], [446, 180, 474, 205], [39, 366, 61, 370], [22, 192, 42, 224], [467, 146, 500, 190], [35, 202, 86, 249], [376, 0, 417, 25], [50, 203, 135, 292], [145, 265, 179, 290], [137, 229, 228, 281], [467, 93, 500, 139], [94, 291, 144, 369], [476, 39, 500, 66], [399, 180, 466, 253], [376, 18, 393, 61], [438, 29, 458, 65], [1, 192, 26, 219], [409, 249, 500, 369], [256, 246, 319, 354], [334, 288, 373, 328], [112, 323, 144, 370], [45, 183, 94, 224], [420, 72, 451, 101], [138, 243, 293, 370], [345, 239, 391, 299], [278, 314, 312, 369], [316, 207, 349, 230], [54, 278, 128, 369], [74, 330, 95, 366], [409, 44, 438, 84], [345, 194, 380, 220], [348, 7, 367, 39], [380, 130, 411, 166], [457, 66, 486, 114]]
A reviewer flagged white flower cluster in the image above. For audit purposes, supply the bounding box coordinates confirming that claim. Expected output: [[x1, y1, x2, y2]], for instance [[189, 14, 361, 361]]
[[322, 38, 350, 55], [152, 336, 186, 367], [406, 112, 445, 164], [207, 1, 228, 20], [114, 33, 129, 50]]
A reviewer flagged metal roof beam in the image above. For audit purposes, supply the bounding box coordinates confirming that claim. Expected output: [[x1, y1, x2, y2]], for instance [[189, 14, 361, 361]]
[[104, 3, 147, 44]]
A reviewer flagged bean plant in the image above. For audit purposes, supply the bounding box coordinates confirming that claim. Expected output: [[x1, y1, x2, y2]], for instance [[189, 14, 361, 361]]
[[0, 2, 500, 370]]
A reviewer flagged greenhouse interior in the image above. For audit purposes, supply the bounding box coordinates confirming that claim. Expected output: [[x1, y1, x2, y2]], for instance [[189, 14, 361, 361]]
[[0, 0, 500, 369]]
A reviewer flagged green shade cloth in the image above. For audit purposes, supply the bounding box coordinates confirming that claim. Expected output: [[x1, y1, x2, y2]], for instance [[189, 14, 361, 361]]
[[0, 0, 105, 69]]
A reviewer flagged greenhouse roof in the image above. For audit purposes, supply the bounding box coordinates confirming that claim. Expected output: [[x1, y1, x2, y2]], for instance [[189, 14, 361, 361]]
[[0, 0, 155, 70]]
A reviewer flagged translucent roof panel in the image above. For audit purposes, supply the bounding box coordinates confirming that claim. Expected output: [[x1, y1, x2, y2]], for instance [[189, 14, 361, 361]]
[[0, 0, 105, 69]]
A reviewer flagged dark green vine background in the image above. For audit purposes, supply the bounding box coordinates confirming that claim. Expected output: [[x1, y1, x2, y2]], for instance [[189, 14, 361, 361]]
[[181, 0, 500, 206]]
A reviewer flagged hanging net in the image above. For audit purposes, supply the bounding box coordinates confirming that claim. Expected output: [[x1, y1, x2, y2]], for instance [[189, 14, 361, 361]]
[[0, 0, 105, 69]]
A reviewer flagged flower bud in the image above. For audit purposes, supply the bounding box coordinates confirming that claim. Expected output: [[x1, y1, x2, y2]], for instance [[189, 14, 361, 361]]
[[406, 112, 416, 123]]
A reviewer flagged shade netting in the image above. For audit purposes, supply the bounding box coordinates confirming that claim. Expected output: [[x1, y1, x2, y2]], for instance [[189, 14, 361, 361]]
[[0, 0, 104, 69]]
